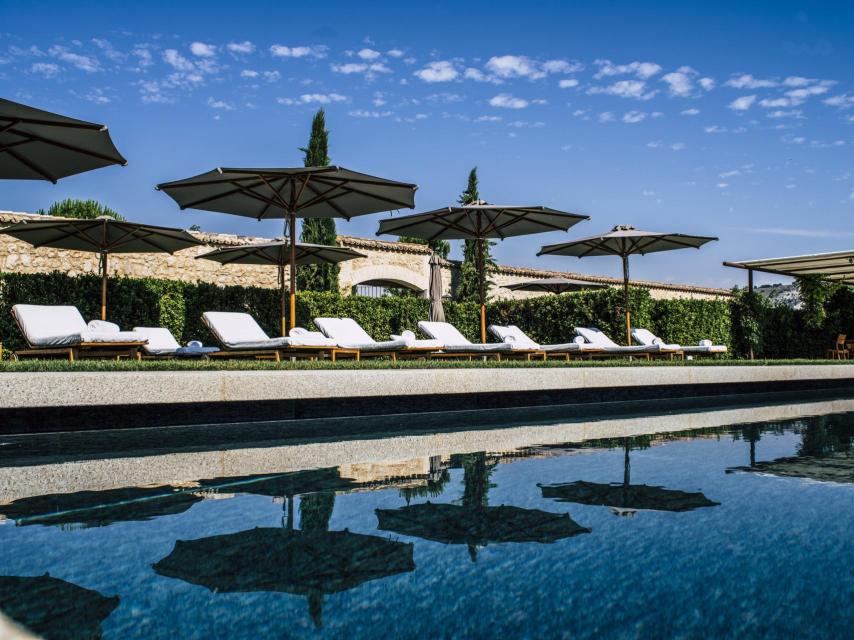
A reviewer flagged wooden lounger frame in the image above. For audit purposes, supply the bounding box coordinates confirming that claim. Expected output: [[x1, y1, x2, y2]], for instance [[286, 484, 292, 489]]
[[11, 310, 146, 362], [207, 345, 361, 362], [429, 348, 547, 362]]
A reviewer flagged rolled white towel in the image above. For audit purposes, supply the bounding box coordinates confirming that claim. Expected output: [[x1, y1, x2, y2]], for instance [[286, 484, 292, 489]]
[[699, 339, 712, 347], [573, 336, 586, 344], [186, 340, 204, 349], [88, 320, 120, 333], [391, 330, 417, 346]]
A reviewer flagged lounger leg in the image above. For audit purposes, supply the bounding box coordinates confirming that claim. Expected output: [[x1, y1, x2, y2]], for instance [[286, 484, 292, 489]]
[[331, 350, 337, 363], [274, 351, 281, 363], [68, 348, 75, 363]]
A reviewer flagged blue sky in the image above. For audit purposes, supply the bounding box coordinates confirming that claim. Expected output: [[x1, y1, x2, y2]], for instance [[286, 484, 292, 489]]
[[1, 0, 853, 288]]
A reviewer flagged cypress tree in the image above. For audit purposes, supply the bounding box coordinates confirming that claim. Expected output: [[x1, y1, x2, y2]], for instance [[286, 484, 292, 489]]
[[455, 167, 495, 302], [297, 108, 339, 292]]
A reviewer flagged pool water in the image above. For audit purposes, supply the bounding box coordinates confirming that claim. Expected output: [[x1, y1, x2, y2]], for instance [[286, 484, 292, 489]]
[[1, 403, 852, 639]]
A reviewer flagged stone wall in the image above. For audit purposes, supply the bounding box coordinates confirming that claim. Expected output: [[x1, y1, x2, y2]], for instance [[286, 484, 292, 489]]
[[0, 211, 730, 300]]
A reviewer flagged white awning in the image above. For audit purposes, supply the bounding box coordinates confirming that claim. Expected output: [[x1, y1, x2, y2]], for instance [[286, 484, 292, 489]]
[[724, 250, 854, 281]]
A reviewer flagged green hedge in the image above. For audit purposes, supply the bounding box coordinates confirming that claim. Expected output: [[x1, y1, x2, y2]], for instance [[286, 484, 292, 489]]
[[0, 270, 851, 359]]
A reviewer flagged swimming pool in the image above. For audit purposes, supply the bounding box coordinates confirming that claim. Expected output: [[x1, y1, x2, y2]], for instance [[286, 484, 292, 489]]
[[1, 399, 852, 639]]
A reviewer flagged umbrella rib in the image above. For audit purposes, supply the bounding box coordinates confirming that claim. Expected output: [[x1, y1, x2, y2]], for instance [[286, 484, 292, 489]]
[[659, 235, 709, 249], [107, 227, 177, 253], [300, 180, 350, 219], [255, 175, 293, 219], [177, 178, 284, 211], [28, 223, 101, 250], [5, 147, 58, 182], [0, 138, 37, 153], [577, 239, 620, 258], [5, 126, 125, 165], [0, 115, 105, 131], [309, 176, 415, 210], [294, 181, 348, 211]]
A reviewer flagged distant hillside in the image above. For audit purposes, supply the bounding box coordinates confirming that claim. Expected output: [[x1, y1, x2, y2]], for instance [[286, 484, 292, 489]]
[[755, 283, 800, 308]]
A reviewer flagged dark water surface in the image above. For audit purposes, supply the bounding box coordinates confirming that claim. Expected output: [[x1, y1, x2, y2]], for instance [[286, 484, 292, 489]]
[[1, 400, 852, 639]]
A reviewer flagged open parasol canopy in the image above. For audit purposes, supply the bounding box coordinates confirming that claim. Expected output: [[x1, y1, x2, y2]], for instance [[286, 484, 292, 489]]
[[197, 241, 366, 336], [378, 202, 588, 342], [0, 97, 126, 182], [153, 527, 414, 628], [0, 574, 119, 639], [538, 225, 717, 345], [505, 276, 607, 294], [0, 216, 203, 320], [156, 166, 417, 331]]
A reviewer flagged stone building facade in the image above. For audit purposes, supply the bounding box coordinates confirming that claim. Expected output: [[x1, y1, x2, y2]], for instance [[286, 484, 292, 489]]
[[0, 211, 730, 300]]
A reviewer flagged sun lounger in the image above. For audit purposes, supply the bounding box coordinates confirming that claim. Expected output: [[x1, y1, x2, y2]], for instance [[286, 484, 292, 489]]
[[314, 318, 439, 361], [132, 327, 222, 359], [575, 327, 683, 360], [632, 328, 726, 356], [11, 304, 147, 361], [488, 324, 603, 360], [202, 312, 358, 361], [419, 321, 545, 360]]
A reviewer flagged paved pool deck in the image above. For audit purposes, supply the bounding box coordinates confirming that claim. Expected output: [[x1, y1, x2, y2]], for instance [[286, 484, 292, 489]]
[[1, 364, 853, 434]]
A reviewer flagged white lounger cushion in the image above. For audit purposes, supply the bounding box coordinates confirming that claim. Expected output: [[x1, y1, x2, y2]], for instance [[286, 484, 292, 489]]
[[418, 321, 514, 353], [575, 327, 665, 353], [133, 327, 219, 356], [632, 327, 726, 353], [489, 325, 592, 352], [390, 330, 443, 349], [12, 304, 145, 347], [631, 328, 680, 350], [314, 317, 407, 351], [203, 312, 334, 350]]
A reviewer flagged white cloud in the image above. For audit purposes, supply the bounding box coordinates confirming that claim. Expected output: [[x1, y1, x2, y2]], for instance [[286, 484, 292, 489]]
[[598, 111, 615, 123], [717, 183, 729, 188], [558, 78, 579, 89], [698, 77, 715, 91], [508, 120, 545, 128], [489, 93, 528, 109], [587, 80, 657, 100], [227, 41, 255, 55], [785, 84, 830, 102], [593, 59, 661, 79], [671, 142, 686, 150], [190, 42, 216, 57], [647, 140, 661, 148], [824, 94, 854, 108], [207, 96, 233, 110], [475, 115, 503, 122], [660, 66, 700, 97], [622, 110, 646, 124], [278, 93, 347, 105], [759, 97, 791, 108], [486, 55, 543, 79], [48, 45, 100, 72], [331, 61, 390, 77], [705, 125, 724, 133], [387, 49, 404, 58], [543, 59, 583, 74], [91, 38, 125, 62], [163, 49, 195, 71], [357, 48, 381, 60], [681, 108, 700, 116], [348, 109, 392, 118], [725, 74, 777, 89], [767, 109, 803, 119], [463, 67, 500, 84], [426, 92, 464, 103], [77, 87, 111, 104], [30, 62, 59, 78], [728, 95, 756, 111], [719, 170, 741, 178], [241, 69, 259, 78], [414, 60, 458, 82], [131, 46, 153, 68], [783, 76, 812, 87], [269, 45, 324, 58]]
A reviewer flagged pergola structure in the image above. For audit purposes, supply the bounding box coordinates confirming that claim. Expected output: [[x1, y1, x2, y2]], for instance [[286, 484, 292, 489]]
[[724, 250, 854, 292]]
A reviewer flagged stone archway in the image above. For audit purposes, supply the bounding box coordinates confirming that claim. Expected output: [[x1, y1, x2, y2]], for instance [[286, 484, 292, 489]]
[[340, 263, 429, 296]]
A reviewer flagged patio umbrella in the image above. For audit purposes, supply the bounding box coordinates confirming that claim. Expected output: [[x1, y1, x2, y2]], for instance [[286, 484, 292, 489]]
[[539, 442, 719, 516], [0, 97, 126, 182], [0, 574, 119, 639], [538, 225, 717, 345], [197, 241, 366, 336], [428, 252, 445, 322], [153, 527, 415, 629], [378, 201, 588, 342], [505, 276, 607, 294], [0, 216, 203, 320], [156, 166, 417, 331], [0, 485, 203, 528]]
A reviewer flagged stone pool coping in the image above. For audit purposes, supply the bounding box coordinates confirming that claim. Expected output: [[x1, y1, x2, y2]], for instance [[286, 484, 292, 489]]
[[1, 364, 853, 408]]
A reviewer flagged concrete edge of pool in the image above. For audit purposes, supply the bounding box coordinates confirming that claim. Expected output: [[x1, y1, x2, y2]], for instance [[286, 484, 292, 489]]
[[1, 365, 853, 434]]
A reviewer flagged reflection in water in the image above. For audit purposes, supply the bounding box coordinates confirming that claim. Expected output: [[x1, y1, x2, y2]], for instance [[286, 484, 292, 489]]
[[0, 486, 203, 529], [0, 574, 119, 640], [540, 441, 720, 516], [377, 452, 590, 561], [728, 415, 854, 484], [153, 527, 414, 629]]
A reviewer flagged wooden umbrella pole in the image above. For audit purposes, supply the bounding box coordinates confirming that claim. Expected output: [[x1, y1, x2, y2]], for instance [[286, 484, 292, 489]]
[[279, 262, 286, 337], [622, 254, 631, 345], [288, 213, 297, 332], [477, 237, 486, 343], [100, 251, 108, 321]]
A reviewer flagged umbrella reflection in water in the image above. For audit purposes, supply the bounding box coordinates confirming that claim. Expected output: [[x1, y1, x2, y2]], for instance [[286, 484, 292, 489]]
[[377, 452, 590, 562], [540, 440, 720, 517]]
